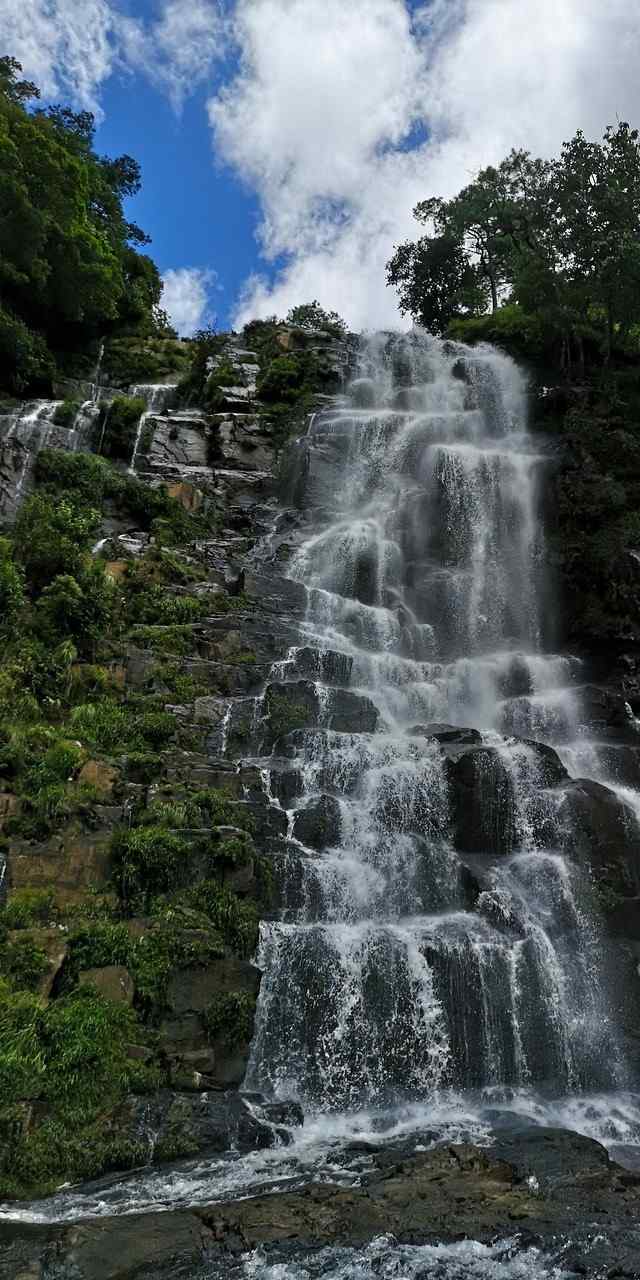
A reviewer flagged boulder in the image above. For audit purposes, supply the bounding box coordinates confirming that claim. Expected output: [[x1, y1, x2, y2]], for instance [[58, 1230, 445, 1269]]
[[7, 831, 111, 905], [292, 796, 342, 850], [161, 956, 261, 1089], [263, 681, 378, 750], [79, 965, 135, 1005], [78, 759, 120, 800], [447, 747, 516, 856], [557, 778, 640, 934]]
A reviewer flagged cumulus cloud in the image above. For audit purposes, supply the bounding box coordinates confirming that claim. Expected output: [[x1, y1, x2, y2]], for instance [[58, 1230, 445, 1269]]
[[161, 267, 215, 336], [0, 0, 224, 116], [209, 0, 640, 329], [0, 0, 118, 114], [121, 0, 226, 112]]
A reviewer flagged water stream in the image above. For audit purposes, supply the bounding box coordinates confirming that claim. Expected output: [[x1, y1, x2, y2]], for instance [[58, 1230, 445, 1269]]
[[2, 334, 640, 1248]]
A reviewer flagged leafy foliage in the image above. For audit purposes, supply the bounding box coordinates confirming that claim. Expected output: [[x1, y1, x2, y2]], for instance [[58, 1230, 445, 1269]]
[[387, 123, 640, 370], [0, 57, 164, 393]]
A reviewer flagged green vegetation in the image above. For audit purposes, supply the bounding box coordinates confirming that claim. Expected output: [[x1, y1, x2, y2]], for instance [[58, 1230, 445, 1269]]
[[265, 691, 312, 740], [0, 57, 168, 396], [102, 335, 189, 387], [52, 399, 80, 428], [285, 301, 347, 337], [0, 982, 146, 1197], [204, 992, 256, 1049], [97, 395, 146, 462], [387, 122, 640, 372]]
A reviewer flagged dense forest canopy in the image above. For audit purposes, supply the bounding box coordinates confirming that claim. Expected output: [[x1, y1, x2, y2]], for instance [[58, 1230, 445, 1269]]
[[0, 56, 167, 394], [386, 123, 640, 373]]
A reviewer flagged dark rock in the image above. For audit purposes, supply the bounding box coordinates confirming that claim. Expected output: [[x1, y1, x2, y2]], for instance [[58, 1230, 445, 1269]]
[[290, 646, 354, 685], [578, 683, 637, 740], [447, 747, 516, 855], [557, 778, 640, 933], [292, 795, 342, 850], [408, 722, 482, 744], [160, 956, 260, 1089], [263, 681, 377, 750]]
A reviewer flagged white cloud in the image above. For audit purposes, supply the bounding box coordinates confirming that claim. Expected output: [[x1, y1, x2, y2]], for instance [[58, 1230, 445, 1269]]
[[0, 0, 224, 117], [122, 0, 226, 112], [161, 267, 215, 336], [209, 0, 640, 329], [0, 0, 118, 115]]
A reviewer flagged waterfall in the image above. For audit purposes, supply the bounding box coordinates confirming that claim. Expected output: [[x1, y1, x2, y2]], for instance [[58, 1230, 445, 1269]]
[[246, 331, 627, 1114], [128, 383, 177, 473]]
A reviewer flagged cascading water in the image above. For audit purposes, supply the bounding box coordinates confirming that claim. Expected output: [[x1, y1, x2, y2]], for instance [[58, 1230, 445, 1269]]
[[4, 333, 640, 1242], [246, 332, 632, 1118], [128, 383, 177, 473]]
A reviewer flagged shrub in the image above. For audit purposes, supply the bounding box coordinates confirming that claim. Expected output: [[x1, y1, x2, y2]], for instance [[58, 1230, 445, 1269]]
[[286, 301, 347, 337], [126, 586, 208, 627], [52, 399, 80, 428], [1, 938, 50, 991], [181, 881, 259, 957], [0, 539, 25, 629], [13, 494, 100, 592], [0, 305, 55, 395], [0, 890, 55, 930], [111, 825, 192, 913], [129, 625, 195, 655], [34, 565, 116, 656], [203, 992, 256, 1048], [69, 701, 132, 753], [39, 987, 135, 1107]]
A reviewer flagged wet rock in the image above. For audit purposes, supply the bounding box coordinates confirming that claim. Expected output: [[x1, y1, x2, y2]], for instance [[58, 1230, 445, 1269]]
[[289, 646, 354, 685], [146, 414, 209, 469], [264, 681, 378, 750], [447, 747, 516, 855], [6, 1133, 640, 1278], [579, 683, 638, 739], [408, 723, 482, 744], [292, 796, 342, 850], [557, 778, 640, 934]]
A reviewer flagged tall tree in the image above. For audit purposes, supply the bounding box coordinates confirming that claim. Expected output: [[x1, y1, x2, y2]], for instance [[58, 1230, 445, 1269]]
[[387, 124, 640, 370]]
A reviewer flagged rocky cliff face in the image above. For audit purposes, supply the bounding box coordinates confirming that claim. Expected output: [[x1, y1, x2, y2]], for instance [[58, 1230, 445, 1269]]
[[2, 324, 640, 1257], [0, 323, 349, 1196]]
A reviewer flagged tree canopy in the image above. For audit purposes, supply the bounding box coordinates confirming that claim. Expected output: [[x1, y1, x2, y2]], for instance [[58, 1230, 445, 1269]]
[[387, 123, 640, 372], [0, 56, 164, 393]]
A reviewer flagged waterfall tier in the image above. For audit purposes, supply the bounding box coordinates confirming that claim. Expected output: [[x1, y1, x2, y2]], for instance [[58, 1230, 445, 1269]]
[[245, 333, 636, 1115]]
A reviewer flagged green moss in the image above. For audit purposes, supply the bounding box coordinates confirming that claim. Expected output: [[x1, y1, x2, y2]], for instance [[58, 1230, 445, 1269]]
[[52, 399, 80, 428], [265, 692, 311, 740], [203, 992, 256, 1049]]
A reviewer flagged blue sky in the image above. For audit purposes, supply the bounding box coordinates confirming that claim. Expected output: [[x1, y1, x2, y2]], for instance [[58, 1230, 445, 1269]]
[[96, 77, 259, 330], [3, 0, 640, 333]]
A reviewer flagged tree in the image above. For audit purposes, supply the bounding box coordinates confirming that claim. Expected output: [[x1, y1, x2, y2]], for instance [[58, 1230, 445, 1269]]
[[286, 301, 347, 336], [387, 124, 640, 371], [0, 57, 164, 393], [386, 233, 486, 333]]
